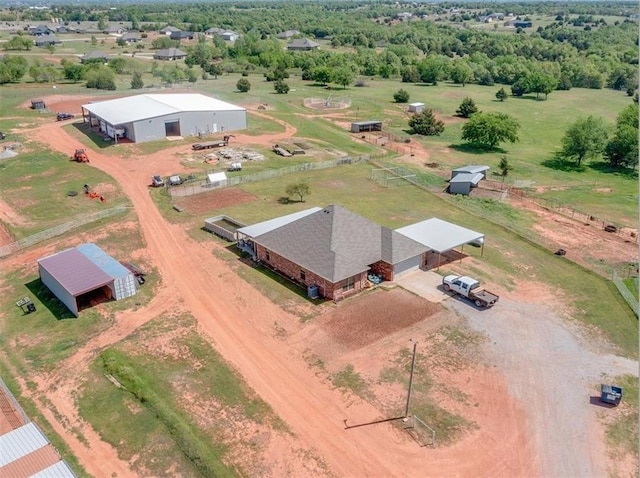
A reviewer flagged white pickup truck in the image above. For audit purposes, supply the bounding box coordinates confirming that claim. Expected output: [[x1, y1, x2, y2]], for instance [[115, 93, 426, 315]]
[[442, 275, 499, 308]]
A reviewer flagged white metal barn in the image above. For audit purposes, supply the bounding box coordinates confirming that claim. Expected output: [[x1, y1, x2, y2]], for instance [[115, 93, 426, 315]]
[[81, 93, 247, 143], [38, 243, 137, 317]]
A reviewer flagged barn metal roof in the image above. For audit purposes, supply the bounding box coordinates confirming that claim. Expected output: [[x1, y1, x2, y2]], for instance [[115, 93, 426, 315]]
[[76, 243, 131, 279], [449, 172, 483, 185], [30, 459, 76, 477], [452, 165, 489, 174], [0, 422, 48, 467], [82, 94, 245, 126], [38, 248, 113, 296], [396, 218, 484, 253], [237, 207, 322, 239]]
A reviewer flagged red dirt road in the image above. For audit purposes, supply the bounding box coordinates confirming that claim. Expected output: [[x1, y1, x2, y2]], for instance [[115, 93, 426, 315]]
[[13, 114, 537, 475]]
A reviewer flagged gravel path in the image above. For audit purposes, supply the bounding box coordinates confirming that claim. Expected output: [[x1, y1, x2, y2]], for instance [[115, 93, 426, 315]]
[[446, 295, 638, 477]]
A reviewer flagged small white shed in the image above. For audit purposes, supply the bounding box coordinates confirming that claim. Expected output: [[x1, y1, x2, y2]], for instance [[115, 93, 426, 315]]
[[408, 102, 425, 113], [206, 172, 228, 187]]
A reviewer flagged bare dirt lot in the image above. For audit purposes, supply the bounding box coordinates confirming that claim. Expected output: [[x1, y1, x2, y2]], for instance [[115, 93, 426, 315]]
[[0, 94, 637, 477]]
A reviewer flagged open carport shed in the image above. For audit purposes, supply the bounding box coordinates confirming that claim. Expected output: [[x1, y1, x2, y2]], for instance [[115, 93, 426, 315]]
[[38, 243, 137, 317], [82, 93, 247, 143], [396, 218, 485, 269]]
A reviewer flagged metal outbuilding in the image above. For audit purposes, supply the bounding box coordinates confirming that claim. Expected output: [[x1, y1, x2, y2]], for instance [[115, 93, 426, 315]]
[[408, 102, 425, 113], [38, 243, 137, 317], [81, 94, 247, 143], [451, 165, 490, 180], [350, 121, 382, 133], [448, 172, 484, 195]]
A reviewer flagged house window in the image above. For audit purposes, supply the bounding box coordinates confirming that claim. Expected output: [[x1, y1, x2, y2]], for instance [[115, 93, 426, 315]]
[[343, 276, 355, 291], [300, 270, 306, 281], [265, 251, 270, 262]]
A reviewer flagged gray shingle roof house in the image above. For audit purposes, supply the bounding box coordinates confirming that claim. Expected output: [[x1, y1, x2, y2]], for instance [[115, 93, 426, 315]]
[[205, 27, 226, 36], [104, 25, 126, 35], [34, 34, 60, 46], [80, 51, 110, 63], [239, 205, 429, 301], [121, 31, 140, 43], [153, 48, 187, 60], [159, 25, 181, 35], [277, 30, 300, 39], [287, 38, 320, 51], [170, 31, 195, 40], [29, 24, 55, 36]]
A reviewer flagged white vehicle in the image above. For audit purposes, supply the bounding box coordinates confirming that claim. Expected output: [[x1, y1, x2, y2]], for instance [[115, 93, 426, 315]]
[[228, 162, 242, 172], [168, 175, 183, 186], [442, 275, 499, 308]]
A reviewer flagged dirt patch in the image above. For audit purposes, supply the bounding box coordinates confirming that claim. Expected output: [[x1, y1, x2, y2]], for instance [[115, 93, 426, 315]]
[[174, 188, 257, 215], [310, 288, 441, 353]]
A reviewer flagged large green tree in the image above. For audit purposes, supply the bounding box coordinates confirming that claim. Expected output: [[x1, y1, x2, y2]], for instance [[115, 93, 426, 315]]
[[560, 116, 608, 166], [461, 112, 520, 149], [285, 181, 310, 202], [450, 61, 473, 87], [604, 103, 638, 169], [0, 55, 28, 84], [408, 109, 445, 136]]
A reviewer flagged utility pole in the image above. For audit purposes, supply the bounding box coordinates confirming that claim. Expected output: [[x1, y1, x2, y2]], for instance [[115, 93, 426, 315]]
[[404, 340, 417, 418]]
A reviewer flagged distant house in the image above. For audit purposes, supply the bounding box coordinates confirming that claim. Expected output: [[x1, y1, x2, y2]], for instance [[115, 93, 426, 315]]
[[287, 38, 320, 51], [80, 50, 110, 63], [121, 31, 140, 43], [159, 25, 181, 36], [277, 30, 300, 39], [104, 25, 126, 35], [56, 25, 73, 33], [397, 12, 413, 21], [205, 27, 226, 37], [170, 30, 195, 40], [34, 33, 61, 46], [221, 31, 239, 41], [513, 21, 532, 28], [153, 48, 187, 60], [29, 24, 54, 36]]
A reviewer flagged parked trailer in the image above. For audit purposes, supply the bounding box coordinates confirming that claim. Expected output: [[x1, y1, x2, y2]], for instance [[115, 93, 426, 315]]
[[442, 275, 499, 308], [273, 145, 292, 157], [192, 140, 228, 150]]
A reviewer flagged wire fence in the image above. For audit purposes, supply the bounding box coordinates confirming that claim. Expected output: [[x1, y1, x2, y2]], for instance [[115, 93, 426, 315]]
[[166, 155, 372, 198], [0, 206, 129, 258], [369, 162, 638, 279], [612, 270, 639, 317]]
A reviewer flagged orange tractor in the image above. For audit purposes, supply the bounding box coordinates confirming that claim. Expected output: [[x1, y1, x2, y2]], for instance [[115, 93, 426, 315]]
[[72, 149, 89, 163]]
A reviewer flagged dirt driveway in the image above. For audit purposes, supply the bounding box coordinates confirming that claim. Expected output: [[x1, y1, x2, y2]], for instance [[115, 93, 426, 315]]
[[405, 269, 638, 476]]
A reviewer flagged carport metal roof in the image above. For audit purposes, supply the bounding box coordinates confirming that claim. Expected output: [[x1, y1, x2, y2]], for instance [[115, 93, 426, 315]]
[[395, 218, 484, 253], [38, 248, 113, 296], [82, 93, 245, 125]]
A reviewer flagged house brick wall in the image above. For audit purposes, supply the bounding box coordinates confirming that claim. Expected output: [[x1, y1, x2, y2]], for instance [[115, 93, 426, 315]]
[[255, 244, 366, 301], [369, 260, 394, 281]]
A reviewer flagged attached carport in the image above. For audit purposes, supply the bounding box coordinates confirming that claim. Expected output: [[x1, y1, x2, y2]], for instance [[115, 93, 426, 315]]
[[395, 218, 485, 269]]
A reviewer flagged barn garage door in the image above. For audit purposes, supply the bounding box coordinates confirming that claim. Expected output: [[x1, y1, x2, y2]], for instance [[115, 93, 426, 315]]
[[165, 120, 181, 136], [394, 255, 422, 277]]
